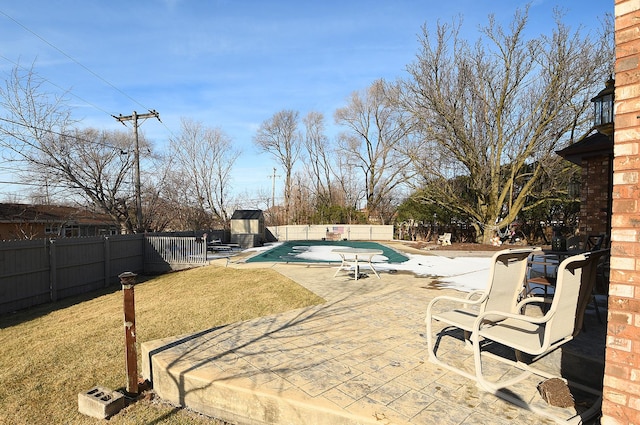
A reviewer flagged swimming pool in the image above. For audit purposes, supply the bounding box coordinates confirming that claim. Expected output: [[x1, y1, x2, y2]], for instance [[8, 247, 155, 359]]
[[246, 240, 409, 264]]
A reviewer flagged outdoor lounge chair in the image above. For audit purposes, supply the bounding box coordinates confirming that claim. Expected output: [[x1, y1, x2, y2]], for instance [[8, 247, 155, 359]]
[[440, 250, 608, 424], [426, 247, 540, 362], [437, 233, 452, 246]]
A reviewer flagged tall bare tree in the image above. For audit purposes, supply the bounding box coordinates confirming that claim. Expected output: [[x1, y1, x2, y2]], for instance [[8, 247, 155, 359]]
[[335, 79, 417, 224], [169, 118, 240, 228], [402, 8, 613, 242], [0, 64, 149, 232], [302, 111, 334, 207], [253, 110, 301, 224], [333, 154, 365, 212], [289, 171, 314, 224], [24, 128, 142, 232], [138, 155, 186, 232]]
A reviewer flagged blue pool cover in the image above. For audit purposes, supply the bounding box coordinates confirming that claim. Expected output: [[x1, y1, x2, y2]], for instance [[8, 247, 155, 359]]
[[246, 240, 409, 263]]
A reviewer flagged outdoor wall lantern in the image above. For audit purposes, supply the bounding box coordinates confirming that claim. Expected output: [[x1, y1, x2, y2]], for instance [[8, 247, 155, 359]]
[[591, 77, 615, 136]]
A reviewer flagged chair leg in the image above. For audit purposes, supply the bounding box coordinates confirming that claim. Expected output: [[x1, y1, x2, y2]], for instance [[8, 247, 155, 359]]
[[472, 341, 603, 424], [332, 261, 344, 277], [592, 293, 603, 324], [425, 315, 437, 363], [425, 318, 477, 380], [582, 293, 603, 332], [471, 335, 531, 392], [463, 330, 472, 350]]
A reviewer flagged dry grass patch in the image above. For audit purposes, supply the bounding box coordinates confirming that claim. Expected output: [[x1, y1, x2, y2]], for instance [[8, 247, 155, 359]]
[[0, 264, 324, 425]]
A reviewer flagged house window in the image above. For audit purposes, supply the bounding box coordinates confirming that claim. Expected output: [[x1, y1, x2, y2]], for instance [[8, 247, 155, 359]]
[[45, 225, 60, 235], [98, 227, 119, 236], [64, 225, 80, 237]]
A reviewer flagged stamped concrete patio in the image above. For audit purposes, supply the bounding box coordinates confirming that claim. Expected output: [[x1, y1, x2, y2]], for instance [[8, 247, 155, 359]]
[[141, 249, 605, 425]]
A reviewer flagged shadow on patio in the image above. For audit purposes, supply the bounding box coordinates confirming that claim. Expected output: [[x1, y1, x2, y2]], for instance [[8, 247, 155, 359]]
[[142, 259, 605, 425]]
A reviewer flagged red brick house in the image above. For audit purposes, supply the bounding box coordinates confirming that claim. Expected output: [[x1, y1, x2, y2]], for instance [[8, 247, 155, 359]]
[[0, 203, 118, 240], [602, 2, 640, 423]]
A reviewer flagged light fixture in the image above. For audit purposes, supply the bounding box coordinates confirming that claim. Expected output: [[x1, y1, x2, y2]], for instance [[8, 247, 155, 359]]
[[591, 77, 614, 136]]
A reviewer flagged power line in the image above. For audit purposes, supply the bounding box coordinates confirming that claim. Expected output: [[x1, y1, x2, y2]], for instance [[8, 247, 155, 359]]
[[0, 116, 127, 150], [0, 178, 134, 190], [0, 180, 42, 186], [0, 54, 117, 118], [0, 9, 154, 114], [0, 56, 180, 147], [0, 9, 186, 156]]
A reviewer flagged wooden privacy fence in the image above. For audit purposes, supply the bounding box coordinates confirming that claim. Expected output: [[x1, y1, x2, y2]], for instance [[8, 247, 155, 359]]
[[0, 234, 208, 315]]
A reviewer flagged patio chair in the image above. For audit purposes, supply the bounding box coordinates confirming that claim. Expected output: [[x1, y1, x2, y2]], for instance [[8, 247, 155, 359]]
[[566, 235, 586, 251], [437, 233, 452, 246], [587, 234, 608, 251], [425, 247, 540, 368], [573, 249, 609, 331], [469, 250, 609, 424], [523, 235, 585, 301], [525, 248, 609, 326]]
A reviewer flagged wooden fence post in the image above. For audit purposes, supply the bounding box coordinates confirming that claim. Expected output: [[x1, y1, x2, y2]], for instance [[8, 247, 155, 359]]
[[49, 239, 57, 302], [119, 271, 138, 396], [104, 237, 110, 288]]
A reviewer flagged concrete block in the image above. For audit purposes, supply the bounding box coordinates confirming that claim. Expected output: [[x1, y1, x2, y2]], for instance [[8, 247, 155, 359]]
[[78, 386, 125, 419]]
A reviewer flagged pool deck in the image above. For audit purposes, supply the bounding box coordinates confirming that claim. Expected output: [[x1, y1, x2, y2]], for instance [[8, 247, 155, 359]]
[[141, 247, 605, 425]]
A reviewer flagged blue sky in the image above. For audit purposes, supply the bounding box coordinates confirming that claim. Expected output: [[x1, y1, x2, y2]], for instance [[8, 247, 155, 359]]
[[0, 0, 612, 204]]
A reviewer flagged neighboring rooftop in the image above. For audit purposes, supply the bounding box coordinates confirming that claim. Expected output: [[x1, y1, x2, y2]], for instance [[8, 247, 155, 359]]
[[0, 202, 112, 224], [0, 202, 117, 239]]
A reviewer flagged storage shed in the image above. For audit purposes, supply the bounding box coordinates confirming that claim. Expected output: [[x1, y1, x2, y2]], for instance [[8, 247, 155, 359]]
[[230, 209, 265, 248]]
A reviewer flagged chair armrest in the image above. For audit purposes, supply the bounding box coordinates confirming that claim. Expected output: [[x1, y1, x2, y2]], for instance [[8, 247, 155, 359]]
[[529, 256, 560, 265], [474, 308, 555, 329], [428, 294, 485, 308], [426, 293, 486, 319], [466, 290, 484, 300], [515, 296, 547, 311], [530, 252, 562, 261], [514, 296, 554, 313], [463, 290, 485, 307]]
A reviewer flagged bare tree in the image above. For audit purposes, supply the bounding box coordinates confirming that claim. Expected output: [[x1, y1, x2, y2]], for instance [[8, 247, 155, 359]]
[[290, 172, 314, 224], [0, 64, 157, 232], [39, 128, 141, 232], [402, 8, 613, 242], [302, 111, 334, 207], [335, 79, 417, 224], [253, 110, 301, 224], [169, 118, 240, 228], [138, 154, 185, 232]]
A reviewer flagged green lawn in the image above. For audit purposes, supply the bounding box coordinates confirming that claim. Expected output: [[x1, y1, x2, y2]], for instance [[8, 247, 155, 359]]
[[0, 265, 325, 425]]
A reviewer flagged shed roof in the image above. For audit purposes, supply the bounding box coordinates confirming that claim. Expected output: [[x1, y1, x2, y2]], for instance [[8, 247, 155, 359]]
[[231, 209, 264, 220]]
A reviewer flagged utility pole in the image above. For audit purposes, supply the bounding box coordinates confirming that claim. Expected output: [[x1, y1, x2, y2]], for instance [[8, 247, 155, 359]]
[[270, 167, 280, 211], [114, 110, 161, 233]]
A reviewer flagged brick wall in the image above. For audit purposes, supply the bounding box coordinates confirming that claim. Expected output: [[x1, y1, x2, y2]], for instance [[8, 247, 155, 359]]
[[580, 155, 613, 236], [602, 2, 640, 424]]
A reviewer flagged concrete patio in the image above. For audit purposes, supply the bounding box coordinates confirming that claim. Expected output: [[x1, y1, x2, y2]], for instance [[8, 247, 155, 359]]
[[141, 250, 606, 425]]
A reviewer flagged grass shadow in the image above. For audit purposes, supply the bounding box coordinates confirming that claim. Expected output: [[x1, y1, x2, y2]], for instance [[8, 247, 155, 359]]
[[0, 274, 154, 328]]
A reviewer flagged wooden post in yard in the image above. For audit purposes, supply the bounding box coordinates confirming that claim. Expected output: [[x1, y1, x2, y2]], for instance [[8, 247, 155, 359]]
[[119, 271, 138, 396]]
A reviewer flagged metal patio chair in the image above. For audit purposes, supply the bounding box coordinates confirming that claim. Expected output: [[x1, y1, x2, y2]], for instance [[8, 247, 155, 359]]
[[426, 247, 539, 362], [469, 250, 609, 424]]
